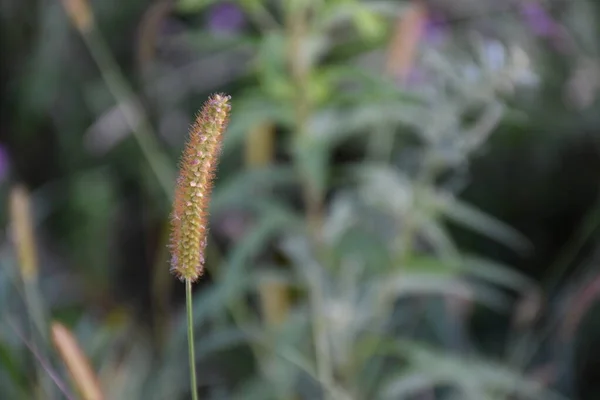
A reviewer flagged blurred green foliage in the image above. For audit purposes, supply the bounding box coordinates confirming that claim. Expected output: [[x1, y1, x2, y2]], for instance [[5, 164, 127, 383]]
[[2, 0, 600, 399]]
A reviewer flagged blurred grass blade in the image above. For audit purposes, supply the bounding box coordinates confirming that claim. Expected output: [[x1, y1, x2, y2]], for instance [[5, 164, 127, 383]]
[[434, 192, 532, 254], [9, 185, 55, 398], [382, 369, 444, 399], [61, 0, 176, 198], [385, 340, 569, 400], [462, 255, 535, 293], [377, 270, 511, 311], [385, 1, 427, 82], [51, 322, 104, 400]]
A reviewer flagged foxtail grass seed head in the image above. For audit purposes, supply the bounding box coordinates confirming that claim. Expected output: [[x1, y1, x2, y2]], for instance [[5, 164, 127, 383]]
[[61, 0, 94, 33], [169, 93, 231, 282], [10, 185, 38, 281]]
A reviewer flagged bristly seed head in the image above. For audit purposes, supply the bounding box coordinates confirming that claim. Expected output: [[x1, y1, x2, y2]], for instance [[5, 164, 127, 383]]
[[169, 93, 231, 282]]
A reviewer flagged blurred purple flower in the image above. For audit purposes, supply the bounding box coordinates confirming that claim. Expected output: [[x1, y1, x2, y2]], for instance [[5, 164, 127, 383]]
[[422, 15, 448, 46], [405, 67, 427, 86], [0, 145, 9, 182], [520, 2, 558, 37], [206, 2, 245, 35]]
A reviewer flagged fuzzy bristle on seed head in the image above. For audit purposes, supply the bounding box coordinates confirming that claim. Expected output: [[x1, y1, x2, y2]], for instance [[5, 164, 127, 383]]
[[169, 93, 231, 282]]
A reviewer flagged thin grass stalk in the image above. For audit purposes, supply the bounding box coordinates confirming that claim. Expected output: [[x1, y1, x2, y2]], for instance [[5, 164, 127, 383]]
[[9, 185, 54, 399], [186, 279, 199, 400]]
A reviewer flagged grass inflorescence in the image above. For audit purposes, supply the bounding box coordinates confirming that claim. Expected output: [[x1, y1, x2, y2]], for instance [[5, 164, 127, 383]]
[[169, 93, 231, 282]]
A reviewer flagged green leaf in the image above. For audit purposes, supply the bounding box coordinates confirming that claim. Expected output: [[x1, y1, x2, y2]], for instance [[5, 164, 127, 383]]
[[293, 133, 329, 202], [376, 270, 511, 311], [434, 192, 532, 254], [382, 368, 450, 399], [462, 255, 535, 293], [402, 254, 535, 295], [381, 340, 569, 400]]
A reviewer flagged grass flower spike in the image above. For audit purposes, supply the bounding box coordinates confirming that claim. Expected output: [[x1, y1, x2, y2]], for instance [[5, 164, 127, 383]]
[[170, 93, 231, 282]]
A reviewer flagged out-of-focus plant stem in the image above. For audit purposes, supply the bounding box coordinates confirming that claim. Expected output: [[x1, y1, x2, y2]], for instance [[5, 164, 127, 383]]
[[80, 27, 175, 198], [384, 0, 427, 81], [398, 154, 440, 261], [285, 0, 335, 397], [369, 1, 426, 162], [246, 121, 294, 331], [246, 122, 275, 169], [10, 186, 54, 400], [360, 154, 440, 399], [136, 1, 172, 79], [61, 0, 175, 199], [362, 2, 435, 388], [51, 323, 104, 400]]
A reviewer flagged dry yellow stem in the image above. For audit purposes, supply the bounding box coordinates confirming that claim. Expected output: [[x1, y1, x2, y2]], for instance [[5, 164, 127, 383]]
[[61, 0, 94, 33], [51, 322, 104, 400], [385, 1, 428, 82], [10, 185, 37, 281]]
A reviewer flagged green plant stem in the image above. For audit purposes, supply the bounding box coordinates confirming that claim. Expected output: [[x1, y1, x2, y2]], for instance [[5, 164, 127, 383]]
[[362, 157, 439, 399], [81, 28, 175, 199], [284, 1, 335, 395], [367, 121, 395, 163], [23, 279, 54, 400], [186, 279, 199, 400]]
